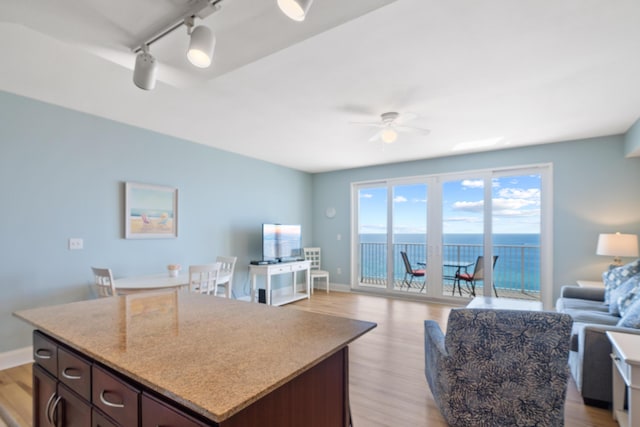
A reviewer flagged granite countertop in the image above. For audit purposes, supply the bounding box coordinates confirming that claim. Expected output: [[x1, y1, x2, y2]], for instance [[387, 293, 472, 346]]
[[14, 291, 376, 422]]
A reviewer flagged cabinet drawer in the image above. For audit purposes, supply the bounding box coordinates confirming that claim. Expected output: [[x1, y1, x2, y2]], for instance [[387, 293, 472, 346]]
[[58, 347, 92, 401], [290, 263, 308, 272], [611, 345, 631, 384], [92, 365, 139, 427], [33, 331, 58, 376], [141, 393, 208, 427], [272, 265, 291, 274], [92, 408, 119, 427]]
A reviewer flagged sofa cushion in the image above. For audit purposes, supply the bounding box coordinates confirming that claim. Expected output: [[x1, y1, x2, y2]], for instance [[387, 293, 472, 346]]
[[556, 297, 609, 313], [609, 278, 638, 315], [618, 297, 640, 328], [618, 275, 640, 317], [603, 259, 640, 304], [562, 309, 620, 326]]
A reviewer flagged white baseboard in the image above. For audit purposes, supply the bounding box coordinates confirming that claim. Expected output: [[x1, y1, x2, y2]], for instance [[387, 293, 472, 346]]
[[0, 346, 33, 370]]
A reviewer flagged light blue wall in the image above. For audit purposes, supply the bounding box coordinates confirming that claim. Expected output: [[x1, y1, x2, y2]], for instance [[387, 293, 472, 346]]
[[312, 136, 640, 299], [0, 91, 312, 352], [625, 118, 640, 157]]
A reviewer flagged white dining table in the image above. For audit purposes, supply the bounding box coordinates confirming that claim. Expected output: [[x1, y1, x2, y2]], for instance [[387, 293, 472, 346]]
[[114, 271, 232, 294]]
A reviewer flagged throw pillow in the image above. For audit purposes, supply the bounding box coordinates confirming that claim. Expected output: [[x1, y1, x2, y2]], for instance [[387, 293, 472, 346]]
[[603, 259, 640, 304], [618, 274, 640, 317], [617, 296, 640, 329], [609, 277, 638, 316]]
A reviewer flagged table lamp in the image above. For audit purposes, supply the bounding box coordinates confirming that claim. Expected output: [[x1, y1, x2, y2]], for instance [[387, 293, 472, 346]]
[[596, 232, 639, 266]]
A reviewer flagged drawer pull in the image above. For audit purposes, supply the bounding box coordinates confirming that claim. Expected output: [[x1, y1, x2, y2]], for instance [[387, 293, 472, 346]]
[[49, 395, 62, 425], [45, 393, 56, 425], [100, 390, 125, 408], [614, 356, 621, 361], [35, 349, 52, 359], [62, 367, 82, 380]]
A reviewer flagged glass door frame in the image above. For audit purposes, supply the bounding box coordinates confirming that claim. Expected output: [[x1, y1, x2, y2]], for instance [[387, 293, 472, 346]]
[[350, 163, 553, 308]]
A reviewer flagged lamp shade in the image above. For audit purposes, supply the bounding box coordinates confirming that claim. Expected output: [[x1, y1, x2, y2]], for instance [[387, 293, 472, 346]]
[[596, 233, 639, 265], [277, 0, 313, 21], [133, 51, 157, 90], [187, 25, 215, 68]]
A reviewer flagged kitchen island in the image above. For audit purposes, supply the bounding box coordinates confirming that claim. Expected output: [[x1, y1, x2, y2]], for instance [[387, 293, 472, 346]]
[[14, 290, 376, 426]]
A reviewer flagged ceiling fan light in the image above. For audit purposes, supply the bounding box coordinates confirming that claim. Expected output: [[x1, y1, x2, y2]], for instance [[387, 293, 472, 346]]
[[187, 25, 215, 68], [277, 0, 313, 21], [381, 128, 398, 144], [133, 51, 157, 90]]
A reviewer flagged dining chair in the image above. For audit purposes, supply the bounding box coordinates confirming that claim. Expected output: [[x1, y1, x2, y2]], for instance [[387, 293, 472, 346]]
[[188, 263, 221, 295], [454, 255, 499, 297], [303, 247, 329, 293], [400, 251, 426, 292], [215, 256, 237, 298], [91, 267, 116, 297]]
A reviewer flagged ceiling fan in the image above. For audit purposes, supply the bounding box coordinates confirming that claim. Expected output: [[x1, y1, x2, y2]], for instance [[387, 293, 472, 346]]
[[350, 111, 430, 143]]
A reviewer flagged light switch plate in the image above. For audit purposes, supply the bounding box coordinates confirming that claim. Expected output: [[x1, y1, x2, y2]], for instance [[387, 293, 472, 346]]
[[68, 238, 83, 250]]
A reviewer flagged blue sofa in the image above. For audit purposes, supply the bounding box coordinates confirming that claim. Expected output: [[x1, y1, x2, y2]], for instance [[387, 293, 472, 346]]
[[556, 284, 640, 405]]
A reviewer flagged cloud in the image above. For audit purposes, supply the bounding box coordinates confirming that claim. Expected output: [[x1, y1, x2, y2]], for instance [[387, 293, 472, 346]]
[[497, 188, 540, 202], [461, 179, 483, 189], [453, 200, 484, 212], [360, 193, 373, 199], [393, 196, 408, 203]]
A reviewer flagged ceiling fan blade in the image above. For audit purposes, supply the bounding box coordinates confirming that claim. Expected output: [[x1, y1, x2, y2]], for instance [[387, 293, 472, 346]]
[[395, 125, 431, 135], [368, 130, 383, 142], [395, 112, 418, 125], [349, 121, 384, 128]]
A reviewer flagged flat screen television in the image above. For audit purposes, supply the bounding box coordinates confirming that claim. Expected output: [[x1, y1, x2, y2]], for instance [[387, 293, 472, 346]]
[[262, 224, 302, 262]]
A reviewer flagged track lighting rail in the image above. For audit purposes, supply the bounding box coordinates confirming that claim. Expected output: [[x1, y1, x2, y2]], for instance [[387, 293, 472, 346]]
[[131, 0, 223, 54]]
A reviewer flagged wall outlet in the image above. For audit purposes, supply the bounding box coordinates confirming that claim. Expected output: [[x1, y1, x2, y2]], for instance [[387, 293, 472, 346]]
[[337, 267, 342, 275], [68, 238, 83, 250], [337, 234, 341, 241]]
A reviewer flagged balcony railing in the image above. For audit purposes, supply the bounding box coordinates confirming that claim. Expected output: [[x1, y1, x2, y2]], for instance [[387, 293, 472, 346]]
[[359, 242, 540, 295]]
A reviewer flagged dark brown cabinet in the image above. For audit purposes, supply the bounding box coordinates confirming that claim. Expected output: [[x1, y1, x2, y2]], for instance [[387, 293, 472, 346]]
[[141, 393, 208, 427], [33, 331, 214, 427], [33, 329, 351, 426]]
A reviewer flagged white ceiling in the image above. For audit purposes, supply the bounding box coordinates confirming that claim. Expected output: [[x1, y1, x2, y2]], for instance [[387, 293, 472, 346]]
[[1, 0, 639, 173]]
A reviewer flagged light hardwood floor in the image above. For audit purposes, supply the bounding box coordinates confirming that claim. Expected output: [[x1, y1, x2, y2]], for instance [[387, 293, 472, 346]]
[[0, 292, 616, 426], [290, 292, 615, 427]]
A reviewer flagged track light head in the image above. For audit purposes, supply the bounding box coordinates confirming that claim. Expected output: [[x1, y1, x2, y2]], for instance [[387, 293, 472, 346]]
[[133, 48, 157, 90], [277, 0, 314, 22], [187, 25, 215, 68]]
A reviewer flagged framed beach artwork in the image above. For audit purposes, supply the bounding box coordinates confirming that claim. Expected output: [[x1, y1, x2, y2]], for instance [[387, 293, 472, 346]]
[[125, 182, 178, 239]]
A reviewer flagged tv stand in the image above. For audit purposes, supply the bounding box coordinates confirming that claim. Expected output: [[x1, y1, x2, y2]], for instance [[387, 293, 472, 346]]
[[249, 260, 311, 306]]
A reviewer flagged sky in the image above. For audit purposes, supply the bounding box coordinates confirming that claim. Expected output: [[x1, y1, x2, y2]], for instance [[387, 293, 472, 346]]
[[359, 174, 541, 235]]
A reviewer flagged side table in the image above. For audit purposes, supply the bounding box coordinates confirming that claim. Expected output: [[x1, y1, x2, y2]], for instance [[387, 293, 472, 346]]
[[606, 331, 640, 427]]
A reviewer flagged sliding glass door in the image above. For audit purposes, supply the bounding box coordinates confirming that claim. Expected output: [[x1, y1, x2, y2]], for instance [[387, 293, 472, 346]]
[[352, 164, 550, 304], [354, 181, 428, 293]]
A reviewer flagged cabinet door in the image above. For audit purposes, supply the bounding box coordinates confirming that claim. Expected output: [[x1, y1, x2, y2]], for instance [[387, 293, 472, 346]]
[[33, 364, 57, 427], [141, 393, 209, 427], [92, 409, 119, 427], [58, 384, 91, 427]]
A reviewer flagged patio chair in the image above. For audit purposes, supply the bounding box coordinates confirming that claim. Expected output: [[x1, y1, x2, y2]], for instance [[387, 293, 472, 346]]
[[454, 255, 498, 297], [424, 308, 573, 426], [400, 251, 426, 292]]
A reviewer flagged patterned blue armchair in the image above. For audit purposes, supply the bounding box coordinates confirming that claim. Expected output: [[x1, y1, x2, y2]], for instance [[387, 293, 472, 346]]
[[424, 309, 573, 427]]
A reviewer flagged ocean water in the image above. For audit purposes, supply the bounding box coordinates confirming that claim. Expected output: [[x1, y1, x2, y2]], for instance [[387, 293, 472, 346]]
[[359, 233, 541, 292]]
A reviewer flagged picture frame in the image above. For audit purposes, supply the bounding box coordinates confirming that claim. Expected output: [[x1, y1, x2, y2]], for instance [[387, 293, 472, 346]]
[[125, 182, 178, 239]]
